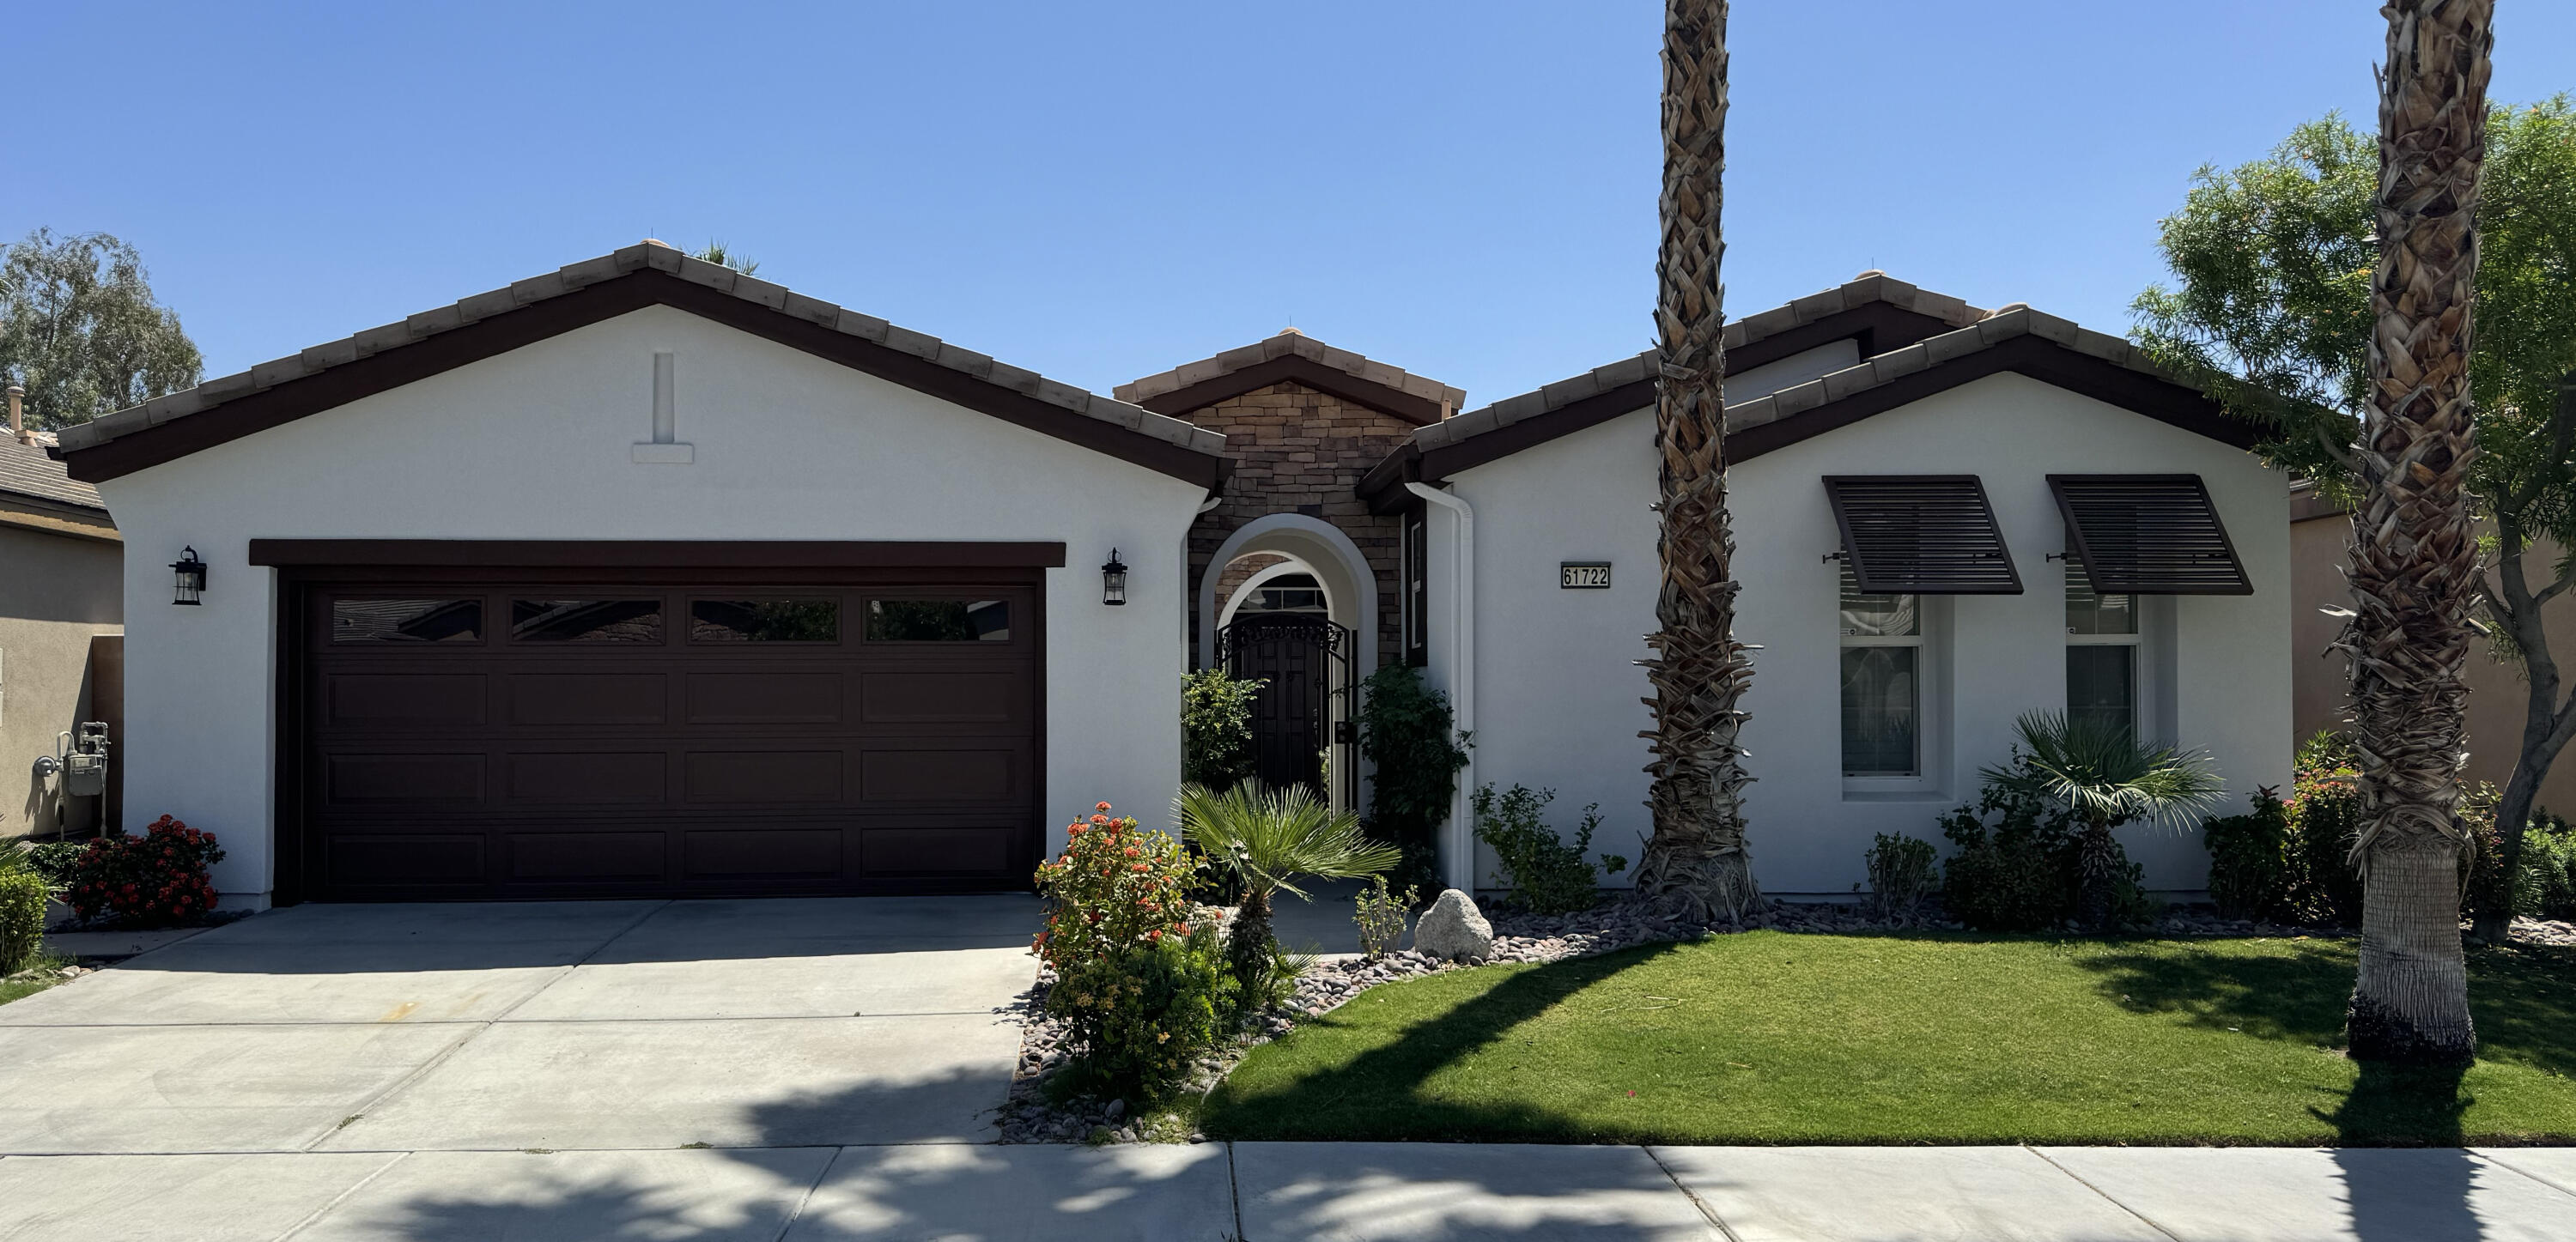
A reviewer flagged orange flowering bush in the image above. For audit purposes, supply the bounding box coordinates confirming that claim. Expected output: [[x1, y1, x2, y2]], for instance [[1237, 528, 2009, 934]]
[[64, 815, 224, 928], [1031, 802, 1232, 1102]]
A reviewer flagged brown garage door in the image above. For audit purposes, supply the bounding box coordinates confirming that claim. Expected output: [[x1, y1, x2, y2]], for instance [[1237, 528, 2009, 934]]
[[283, 566, 1040, 900]]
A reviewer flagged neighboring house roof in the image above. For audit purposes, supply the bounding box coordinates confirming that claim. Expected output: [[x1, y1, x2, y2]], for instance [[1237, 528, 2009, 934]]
[[1358, 274, 2257, 510], [52, 242, 1229, 488], [0, 433, 117, 541], [1117, 329, 1467, 427]]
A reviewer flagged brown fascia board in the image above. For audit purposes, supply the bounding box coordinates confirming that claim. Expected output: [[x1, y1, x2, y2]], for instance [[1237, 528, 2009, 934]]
[[0, 494, 119, 542], [58, 270, 1226, 489], [1138, 353, 1450, 427], [1724, 334, 2259, 463], [1357, 300, 1961, 511], [246, 538, 1070, 568]]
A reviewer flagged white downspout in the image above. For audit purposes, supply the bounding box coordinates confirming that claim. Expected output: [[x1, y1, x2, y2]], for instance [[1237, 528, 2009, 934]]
[[1406, 482, 1476, 893]]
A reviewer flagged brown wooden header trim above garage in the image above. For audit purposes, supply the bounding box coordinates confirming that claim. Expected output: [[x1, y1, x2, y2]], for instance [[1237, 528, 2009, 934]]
[[58, 269, 1227, 489], [247, 539, 1071, 569]]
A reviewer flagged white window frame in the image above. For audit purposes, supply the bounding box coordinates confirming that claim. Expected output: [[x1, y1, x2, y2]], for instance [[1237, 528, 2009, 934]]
[[2064, 554, 2145, 737], [1838, 564, 1935, 791]]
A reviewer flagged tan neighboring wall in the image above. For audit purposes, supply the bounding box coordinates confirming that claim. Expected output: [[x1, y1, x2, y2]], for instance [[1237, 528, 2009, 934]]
[[1, 520, 123, 839], [2290, 489, 2576, 815]]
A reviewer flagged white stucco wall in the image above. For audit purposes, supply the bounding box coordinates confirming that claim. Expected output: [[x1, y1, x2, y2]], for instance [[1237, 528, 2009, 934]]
[[1437, 369, 2292, 895], [94, 306, 1209, 900]]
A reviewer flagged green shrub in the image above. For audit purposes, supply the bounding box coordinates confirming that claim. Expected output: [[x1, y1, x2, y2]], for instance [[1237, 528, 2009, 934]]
[[62, 816, 224, 928], [2202, 787, 2293, 920], [1031, 800, 1234, 1103], [1353, 875, 1416, 957], [2283, 758, 2366, 925], [1182, 669, 1264, 791], [1357, 665, 1471, 889], [24, 840, 86, 887], [1471, 784, 1623, 915], [1938, 782, 2078, 932], [1862, 833, 1937, 920], [2524, 814, 2576, 919], [0, 870, 46, 976]]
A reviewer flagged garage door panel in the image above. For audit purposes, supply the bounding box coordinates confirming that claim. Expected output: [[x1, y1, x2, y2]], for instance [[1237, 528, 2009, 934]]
[[300, 576, 1036, 900], [861, 670, 1025, 724], [683, 827, 844, 878], [325, 753, 489, 804], [859, 748, 1020, 803], [327, 834, 487, 888], [683, 671, 843, 724], [863, 826, 1017, 876], [508, 831, 668, 882], [683, 750, 845, 803], [505, 751, 670, 803], [327, 674, 488, 728], [507, 673, 670, 726]]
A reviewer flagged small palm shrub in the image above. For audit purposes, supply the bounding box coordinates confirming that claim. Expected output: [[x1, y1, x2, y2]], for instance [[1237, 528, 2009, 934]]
[[1862, 833, 1937, 921], [1981, 713, 2220, 931], [1353, 875, 1416, 957], [1182, 669, 1264, 790], [1032, 802, 1232, 1103], [1176, 781, 1399, 1006], [62, 816, 224, 928], [2202, 787, 2293, 920], [1471, 784, 1625, 916]]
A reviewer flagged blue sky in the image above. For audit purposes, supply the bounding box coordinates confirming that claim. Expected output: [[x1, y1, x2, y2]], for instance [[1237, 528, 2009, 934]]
[[9, 2, 2571, 409]]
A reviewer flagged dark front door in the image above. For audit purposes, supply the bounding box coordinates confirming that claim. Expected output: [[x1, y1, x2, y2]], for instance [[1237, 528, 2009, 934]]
[[1220, 614, 1350, 799], [286, 566, 1040, 900]]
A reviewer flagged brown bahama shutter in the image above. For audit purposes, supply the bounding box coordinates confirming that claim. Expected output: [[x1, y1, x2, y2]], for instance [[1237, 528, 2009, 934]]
[[2049, 474, 2251, 595], [1822, 476, 2024, 595]]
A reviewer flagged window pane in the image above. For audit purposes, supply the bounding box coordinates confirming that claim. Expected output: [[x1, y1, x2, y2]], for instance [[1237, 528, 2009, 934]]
[[1838, 563, 1917, 637], [333, 598, 483, 644], [2064, 554, 2137, 635], [1841, 646, 1918, 776], [691, 598, 840, 643], [867, 599, 1010, 642], [2069, 645, 2137, 739], [512, 599, 664, 643]]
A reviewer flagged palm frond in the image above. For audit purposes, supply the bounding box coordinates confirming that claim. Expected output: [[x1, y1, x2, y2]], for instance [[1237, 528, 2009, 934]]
[[1979, 711, 2227, 829], [1173, 780, 1400, 901]]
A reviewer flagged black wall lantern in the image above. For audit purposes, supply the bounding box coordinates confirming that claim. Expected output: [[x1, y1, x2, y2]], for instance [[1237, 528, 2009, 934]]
[[169, 546, 208, 606], [1101, 548, 1128, 606]]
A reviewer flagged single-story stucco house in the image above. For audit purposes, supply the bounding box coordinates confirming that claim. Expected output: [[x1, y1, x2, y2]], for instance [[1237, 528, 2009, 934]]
[[53, 244, 2289, 906], [3, 401, 124, 843]]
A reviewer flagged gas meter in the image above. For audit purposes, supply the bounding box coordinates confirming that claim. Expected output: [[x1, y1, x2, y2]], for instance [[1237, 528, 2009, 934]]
[[33, 722, 110, 797]]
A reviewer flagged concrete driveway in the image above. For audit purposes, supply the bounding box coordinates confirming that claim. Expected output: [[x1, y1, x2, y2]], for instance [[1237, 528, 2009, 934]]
[[0, 896, 1041, 1157]]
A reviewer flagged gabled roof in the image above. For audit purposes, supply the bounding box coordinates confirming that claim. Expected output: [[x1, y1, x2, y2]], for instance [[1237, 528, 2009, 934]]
[[1117, 330, 1467, 427], [53, 243, 1229, 488], [1359, 275, 2254, 510]]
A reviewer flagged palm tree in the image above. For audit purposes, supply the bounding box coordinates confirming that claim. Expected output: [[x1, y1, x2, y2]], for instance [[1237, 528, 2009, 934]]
[[1634, 0, 1759, 924], [1983, 713, 2224, 931], [1175, 781, 1400, 1003], [2340, 0, 2493, 1066]]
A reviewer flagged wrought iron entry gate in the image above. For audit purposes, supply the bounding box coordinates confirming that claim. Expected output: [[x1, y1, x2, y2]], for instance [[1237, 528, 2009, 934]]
[[1217, 614, 1355, 808]]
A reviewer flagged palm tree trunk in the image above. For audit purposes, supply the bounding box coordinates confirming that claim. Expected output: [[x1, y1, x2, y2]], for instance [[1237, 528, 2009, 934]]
[[2342, 0, 2492, 1066], [1228, 885, 1276, 1002], [1635, 0, 1759, 924], [2075, 814, 2119, 932]]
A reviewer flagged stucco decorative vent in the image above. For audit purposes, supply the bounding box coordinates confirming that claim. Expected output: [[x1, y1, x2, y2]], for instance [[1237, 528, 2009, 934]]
[[1823, 475, 2024, 595], [2049, 475, 2251, 595]]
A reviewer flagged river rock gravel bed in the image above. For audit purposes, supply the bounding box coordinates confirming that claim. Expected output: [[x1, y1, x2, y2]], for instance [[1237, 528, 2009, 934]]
[[995, 895, 2573, 1143]]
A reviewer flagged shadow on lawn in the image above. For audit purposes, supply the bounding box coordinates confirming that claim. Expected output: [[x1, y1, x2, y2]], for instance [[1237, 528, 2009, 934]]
[[1204, 942, 1684, 1142]]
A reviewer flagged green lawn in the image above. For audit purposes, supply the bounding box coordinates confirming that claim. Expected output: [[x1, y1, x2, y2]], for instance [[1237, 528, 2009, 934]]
[[1201, 932, 2576, 1145]]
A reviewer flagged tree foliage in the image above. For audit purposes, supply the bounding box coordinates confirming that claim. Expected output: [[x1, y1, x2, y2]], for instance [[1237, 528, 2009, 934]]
[[0, 228, 202, 430]]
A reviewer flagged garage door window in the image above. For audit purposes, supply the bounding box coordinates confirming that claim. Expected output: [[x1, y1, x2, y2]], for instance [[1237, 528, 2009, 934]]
[[867, 599, 1010, 642], [691, 598, 840, 643], [511, 599, 664, 643], [332, 598, 483, 644]]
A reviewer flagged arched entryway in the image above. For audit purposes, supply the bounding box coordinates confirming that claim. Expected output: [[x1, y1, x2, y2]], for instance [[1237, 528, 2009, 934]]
[[1200, 515, 1380, 812]]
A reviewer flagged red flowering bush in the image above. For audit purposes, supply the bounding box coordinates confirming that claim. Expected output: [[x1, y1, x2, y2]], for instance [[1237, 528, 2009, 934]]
[[64, 816, 225, 928], [1031, 802, 1231, 1102]]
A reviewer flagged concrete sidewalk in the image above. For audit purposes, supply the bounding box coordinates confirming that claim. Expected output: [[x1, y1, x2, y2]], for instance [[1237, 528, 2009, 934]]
[[0, 1141, 2569, 1239]]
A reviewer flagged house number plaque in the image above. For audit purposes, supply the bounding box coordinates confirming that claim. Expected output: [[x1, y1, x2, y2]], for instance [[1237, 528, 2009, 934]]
[[1559, 562, 1612, 589]]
